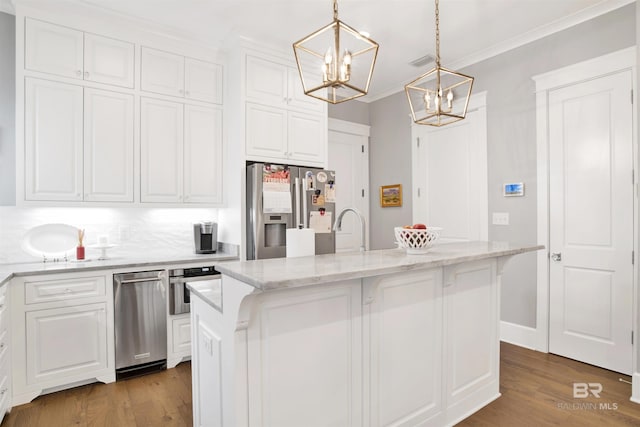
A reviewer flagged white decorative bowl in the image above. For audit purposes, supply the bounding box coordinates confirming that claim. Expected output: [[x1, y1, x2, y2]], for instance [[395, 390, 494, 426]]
[[394, 226, 442, 254]]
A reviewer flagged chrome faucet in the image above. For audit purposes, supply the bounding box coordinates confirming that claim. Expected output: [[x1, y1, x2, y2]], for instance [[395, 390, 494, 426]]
[[333, 208, 366, 252]]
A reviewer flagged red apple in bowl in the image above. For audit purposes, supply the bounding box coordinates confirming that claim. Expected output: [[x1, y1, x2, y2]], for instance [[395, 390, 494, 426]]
[[413, 223, 427, 229]]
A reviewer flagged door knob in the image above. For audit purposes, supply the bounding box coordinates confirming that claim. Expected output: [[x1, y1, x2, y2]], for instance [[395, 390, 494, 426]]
[[551, 252, 562, 262]]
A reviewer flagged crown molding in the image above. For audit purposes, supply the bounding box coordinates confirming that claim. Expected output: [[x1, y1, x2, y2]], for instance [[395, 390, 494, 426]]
[[364, 0, 635, 103]]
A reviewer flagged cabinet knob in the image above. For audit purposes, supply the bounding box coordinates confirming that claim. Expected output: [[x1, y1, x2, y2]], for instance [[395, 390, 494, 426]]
[[0, 388, 7, 395], [185, 91, 190, 96], [179, 89, 184, 95], [76, 70, 82, 76], [65, 288, 72, 293], [84, 71, 89, 78]]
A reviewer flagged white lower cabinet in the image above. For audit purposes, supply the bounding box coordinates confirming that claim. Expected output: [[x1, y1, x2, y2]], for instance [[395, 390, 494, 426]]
[[364, 269, 444, 426], [11, 272, 115, 405], [25, 303, 108, 384], [0, 284, 11, 424], [167, 314, 191, 369], [193, 260, 503, 427], [245, 280, 363, 427]]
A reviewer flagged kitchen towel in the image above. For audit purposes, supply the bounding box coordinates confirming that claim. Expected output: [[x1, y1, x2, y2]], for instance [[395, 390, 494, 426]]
[[286, 228, 315, 258]]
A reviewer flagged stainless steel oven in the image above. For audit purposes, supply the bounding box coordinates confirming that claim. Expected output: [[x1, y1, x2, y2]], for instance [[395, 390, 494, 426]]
[[169, 266, 221, 314]]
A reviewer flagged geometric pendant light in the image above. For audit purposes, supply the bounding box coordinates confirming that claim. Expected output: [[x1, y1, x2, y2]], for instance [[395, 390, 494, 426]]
[[405, 0, 474, 126], [293, 0, 379, 104]]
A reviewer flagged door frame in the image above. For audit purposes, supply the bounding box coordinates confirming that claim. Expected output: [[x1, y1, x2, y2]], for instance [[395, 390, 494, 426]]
[[533, 47, 637, 377], [328, 118, 371, 250]]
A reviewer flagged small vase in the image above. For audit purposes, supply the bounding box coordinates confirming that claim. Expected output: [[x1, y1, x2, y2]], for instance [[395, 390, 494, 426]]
[[76, 246, 85, 260]]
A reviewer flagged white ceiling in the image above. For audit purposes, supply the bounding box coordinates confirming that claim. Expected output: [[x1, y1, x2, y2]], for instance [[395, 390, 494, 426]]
[[9, 0, 636, 101]]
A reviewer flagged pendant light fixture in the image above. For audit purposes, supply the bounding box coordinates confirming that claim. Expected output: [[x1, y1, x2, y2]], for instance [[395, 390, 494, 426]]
[[405, 0, 474, 126], [293, 0, 379, 104]]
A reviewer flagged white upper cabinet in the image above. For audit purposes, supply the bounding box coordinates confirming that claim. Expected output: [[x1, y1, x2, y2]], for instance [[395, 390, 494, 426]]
[[246, 55, 323, 113], [25, 78, 135, 203], [244, 53, 326, 167], [184, 104, 223, 204], [141, 47, 222, 104], [185, 57, 223, 104], [25, 78, 83, 201], [141, 48, 185, 98], [25, 18, 134, 88], [140, 97, 184, 203], [141, 98, 223, 204], [83, 33, 135, 88], [25, 18, 84, 80], [84, 88, 134, 202]]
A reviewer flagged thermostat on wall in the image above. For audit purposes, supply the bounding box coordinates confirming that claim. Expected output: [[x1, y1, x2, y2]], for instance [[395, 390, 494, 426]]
[[504, 182, 524, 197]]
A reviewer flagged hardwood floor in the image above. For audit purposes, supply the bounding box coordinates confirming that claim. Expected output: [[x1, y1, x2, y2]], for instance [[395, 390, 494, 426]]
[[2, 343, 640, 426], [460, 342, 640, 426], [1, 363, 192, 427]]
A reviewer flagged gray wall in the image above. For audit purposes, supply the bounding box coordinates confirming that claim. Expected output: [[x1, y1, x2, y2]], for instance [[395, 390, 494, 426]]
[[368, 92, 413, 249], [330, 3, 635, 328], [462, 3, 635, 328], [328, 99, 370, 126], [0, 12, 15, 206]]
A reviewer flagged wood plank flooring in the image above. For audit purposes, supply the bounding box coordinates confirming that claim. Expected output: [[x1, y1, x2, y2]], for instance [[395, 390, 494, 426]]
[[2, 343, 640, 426], [2, 363, 192, 427]]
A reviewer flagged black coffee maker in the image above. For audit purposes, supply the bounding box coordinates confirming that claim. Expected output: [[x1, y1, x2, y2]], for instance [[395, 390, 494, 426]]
[[193, 222, 217, 254]]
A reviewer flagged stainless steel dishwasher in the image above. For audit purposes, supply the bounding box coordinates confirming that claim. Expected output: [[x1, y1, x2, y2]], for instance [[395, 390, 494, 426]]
[[114, 270, 167, 380]]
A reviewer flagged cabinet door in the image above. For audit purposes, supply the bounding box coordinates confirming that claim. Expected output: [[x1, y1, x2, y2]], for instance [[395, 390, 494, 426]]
[[245, 55, 287, 107], [26, 303, 107, 384], [287, 111, 326, 166], [84, 33, 135, 88], [184, 105, 223, 204], [443, 260, 499, 412], [141, 97, 184, 203], [246, 280, 362, 427], [84, 88, 134, 202], [25, 78, 83, 201], [245, 102, 287, 161], [141, 47, 185, 97], [185, 57, 223, 104], [171, 316, 192, 355], [365, 269, 444, 426], [287, 68, 325, 113], [25, 18, 84, 80]]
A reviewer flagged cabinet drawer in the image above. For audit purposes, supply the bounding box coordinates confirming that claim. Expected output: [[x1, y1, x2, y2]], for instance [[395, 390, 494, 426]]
[[25, 276, 106, 304]]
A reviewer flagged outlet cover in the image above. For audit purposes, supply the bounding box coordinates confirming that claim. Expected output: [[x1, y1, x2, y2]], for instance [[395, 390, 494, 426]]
[[492, 212, 509, 226]]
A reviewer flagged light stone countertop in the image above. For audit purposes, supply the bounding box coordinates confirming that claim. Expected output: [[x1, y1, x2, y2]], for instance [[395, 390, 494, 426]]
[[216, 241, 544, 291], [0, 249, 239, 287], [187, 280, 222, 312]]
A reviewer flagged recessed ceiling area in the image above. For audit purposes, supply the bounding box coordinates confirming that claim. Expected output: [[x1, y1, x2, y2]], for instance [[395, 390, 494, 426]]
[[19, 0, 638, 101]]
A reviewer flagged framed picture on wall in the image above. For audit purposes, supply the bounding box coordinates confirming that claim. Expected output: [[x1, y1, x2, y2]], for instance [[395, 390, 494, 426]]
[[380, 184, 402, 207]]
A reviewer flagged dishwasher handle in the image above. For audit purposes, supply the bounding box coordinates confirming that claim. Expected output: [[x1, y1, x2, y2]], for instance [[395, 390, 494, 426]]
[[118, 276, 164, 285]]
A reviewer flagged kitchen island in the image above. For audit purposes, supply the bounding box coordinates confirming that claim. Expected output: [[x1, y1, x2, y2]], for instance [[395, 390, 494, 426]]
[[189, 241, 542, 427]]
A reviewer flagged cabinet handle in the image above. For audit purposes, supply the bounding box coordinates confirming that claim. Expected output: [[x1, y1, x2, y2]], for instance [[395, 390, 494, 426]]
[[185, 91, 190, 96], [76, 70, 82, 76], [0, 343, 5, 349], [84, 71, 89, 78], [65, 288, 72, 293], [0, 388, 7, 395], [179, 89, 184, 95]]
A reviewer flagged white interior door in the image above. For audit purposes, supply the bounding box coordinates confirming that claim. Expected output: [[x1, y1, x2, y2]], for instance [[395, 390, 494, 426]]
[[412, 94, 488, 241], [548, 70, 633, 375], [328, 120, 369, 252]]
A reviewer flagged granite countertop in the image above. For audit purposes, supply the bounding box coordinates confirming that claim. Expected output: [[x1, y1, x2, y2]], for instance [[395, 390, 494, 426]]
[[187, 280, 223, 312], [0, 250, 239, 286], [216, 241, 544, 291]]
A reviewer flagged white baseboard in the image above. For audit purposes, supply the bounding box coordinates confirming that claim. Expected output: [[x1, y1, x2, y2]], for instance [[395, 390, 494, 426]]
[[500, 321, 538, 350], [631, 373, 640, 404]]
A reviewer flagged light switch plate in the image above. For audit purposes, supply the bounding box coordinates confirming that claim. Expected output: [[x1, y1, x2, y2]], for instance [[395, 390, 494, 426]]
[[492, 212, 509, 226]]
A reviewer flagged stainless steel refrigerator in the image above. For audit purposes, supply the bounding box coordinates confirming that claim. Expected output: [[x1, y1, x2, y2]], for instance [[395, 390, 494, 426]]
[[246, 162, 336, 260]]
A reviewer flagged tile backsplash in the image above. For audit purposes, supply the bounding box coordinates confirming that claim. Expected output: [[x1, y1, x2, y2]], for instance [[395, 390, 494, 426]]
[[0, 207, 224, 263]]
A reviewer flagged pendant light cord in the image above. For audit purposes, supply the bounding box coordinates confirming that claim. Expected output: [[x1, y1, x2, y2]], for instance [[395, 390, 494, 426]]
[[333, 0, 338, 20], [435, 0, 441, 68]]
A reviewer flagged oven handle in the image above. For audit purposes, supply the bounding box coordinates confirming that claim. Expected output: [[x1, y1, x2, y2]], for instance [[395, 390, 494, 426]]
[[170, 275, 221, 285], [118, 277, 164, 285]]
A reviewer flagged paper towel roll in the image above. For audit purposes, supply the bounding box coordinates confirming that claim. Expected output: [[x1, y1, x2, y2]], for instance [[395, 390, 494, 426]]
[[286, 228, 315, 258]]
